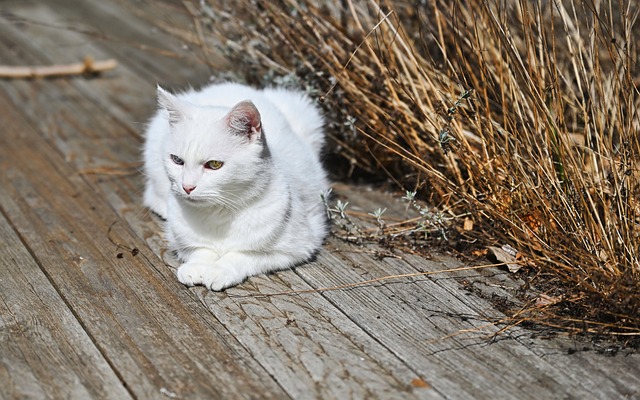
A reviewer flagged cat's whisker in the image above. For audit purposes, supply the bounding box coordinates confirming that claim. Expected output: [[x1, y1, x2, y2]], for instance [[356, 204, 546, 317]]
[[214, 195, 242, 213]]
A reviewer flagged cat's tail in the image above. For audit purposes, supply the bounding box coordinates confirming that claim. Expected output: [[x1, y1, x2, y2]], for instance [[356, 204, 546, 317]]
[[263, 88, 325, 155]]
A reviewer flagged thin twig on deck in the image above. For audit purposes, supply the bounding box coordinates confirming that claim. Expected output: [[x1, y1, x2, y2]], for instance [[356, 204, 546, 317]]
[[233, 261, 525, 298], [0, 56, 118, 79]]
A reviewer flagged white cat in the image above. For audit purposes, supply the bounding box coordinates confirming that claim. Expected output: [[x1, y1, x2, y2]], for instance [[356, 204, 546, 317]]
[[143, 82, 329, 290]]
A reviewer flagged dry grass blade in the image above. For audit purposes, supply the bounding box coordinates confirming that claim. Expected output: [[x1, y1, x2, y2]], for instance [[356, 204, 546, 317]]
[[183, 0, 639, 337], [232, 262, 508, 298]]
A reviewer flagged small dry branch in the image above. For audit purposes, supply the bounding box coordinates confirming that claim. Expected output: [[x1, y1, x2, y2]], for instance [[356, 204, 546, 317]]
[[233, 262, 514, 298], [0, 56, 118, 79]]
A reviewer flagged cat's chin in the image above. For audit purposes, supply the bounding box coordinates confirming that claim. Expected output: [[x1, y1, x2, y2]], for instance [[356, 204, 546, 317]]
[[174, 194, 227, 210], [174, 194, 207, 205]]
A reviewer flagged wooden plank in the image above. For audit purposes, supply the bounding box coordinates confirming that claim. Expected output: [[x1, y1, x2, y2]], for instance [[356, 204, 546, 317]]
[[0, 92, 288, 399], [0, 2, 637, 400], [0, 6, 446, 399], [0, 0, 211, 148], [0, 212, 132, 400], [0, 7, 444, 398], [336, 185, 640, 398], [2, 0, 211, 81], [0, 0, 187, 278], [199, 272, 443, 399], [294, 245, 633, 399], [333, 187, 640, 399], [524, 340, 640, 399]]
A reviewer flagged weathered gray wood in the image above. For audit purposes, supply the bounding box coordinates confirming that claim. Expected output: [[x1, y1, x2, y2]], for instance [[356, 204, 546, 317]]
[[200, 272, 442, 399], [0, 92, 289, 399], [0, 4, 445, 399], [0, 3, 443, 399], [295, 244, 640, 399], [0, 1, 638, 400], [0, 212, 133, 400]]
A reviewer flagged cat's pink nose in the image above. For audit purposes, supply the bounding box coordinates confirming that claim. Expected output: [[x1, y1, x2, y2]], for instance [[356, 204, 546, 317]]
[[182, 184, 196, 195]]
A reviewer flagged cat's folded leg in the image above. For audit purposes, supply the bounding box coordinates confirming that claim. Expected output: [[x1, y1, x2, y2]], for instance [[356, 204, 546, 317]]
[[203, 251, 296, 291], [176, 248, 220, 287], [201, 252, 251, 291], [143, 181, 169, 220]]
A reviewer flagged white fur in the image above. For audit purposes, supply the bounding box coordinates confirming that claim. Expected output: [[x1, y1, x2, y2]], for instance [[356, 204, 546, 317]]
[[143, 82, 329, 290]]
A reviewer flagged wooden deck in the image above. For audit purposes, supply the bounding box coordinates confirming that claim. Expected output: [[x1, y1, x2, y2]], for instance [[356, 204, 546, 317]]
[[0, 1, 638, 399]]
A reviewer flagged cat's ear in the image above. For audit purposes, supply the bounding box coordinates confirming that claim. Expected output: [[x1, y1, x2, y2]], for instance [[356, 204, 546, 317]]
[[226, 100, 262, 142], [157, 85, 187, 125]]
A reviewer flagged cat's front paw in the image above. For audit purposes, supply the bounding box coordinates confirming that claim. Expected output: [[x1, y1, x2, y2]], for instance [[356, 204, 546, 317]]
[[202, 257, 247, 291], [176, 262, 209, 287]]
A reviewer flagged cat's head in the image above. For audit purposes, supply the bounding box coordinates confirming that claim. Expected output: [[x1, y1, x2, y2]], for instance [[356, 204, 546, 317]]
[[157, 86, 270, 209]]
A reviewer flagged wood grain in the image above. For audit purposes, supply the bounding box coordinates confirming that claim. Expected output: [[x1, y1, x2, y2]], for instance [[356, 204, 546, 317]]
[[201, 272, 442, 399], [0, 212, 133, 400], [0, 5, 444, 399], [0, 92, 287, 399], [0, 1, 637, 399]]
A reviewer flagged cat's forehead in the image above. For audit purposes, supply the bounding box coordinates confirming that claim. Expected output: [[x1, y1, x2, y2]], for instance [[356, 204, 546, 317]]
[[169, 108, 243, 160], [193, 104, 228, 118]]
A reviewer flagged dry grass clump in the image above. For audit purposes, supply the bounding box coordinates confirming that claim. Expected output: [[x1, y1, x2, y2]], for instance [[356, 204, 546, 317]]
[[183, 0, 640, 335]]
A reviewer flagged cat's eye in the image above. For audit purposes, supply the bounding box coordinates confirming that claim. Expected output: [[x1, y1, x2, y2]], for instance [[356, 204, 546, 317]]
[[170, 154, 184, 165], [204, 160, 224, 170]]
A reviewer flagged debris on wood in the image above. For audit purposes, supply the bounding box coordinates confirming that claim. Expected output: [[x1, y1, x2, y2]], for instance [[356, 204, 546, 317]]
[[472, 248, 488, 257], [463, 217, 474, 231], [487, 244, 522, 273], [0, 56, 118, 79], [534, 293, 562, 308], [410, 377, 431, 389]]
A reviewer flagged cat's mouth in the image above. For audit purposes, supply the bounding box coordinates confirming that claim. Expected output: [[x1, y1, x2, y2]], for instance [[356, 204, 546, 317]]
[[173, 191, 206, 204], [181, 195, 204, 203]]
